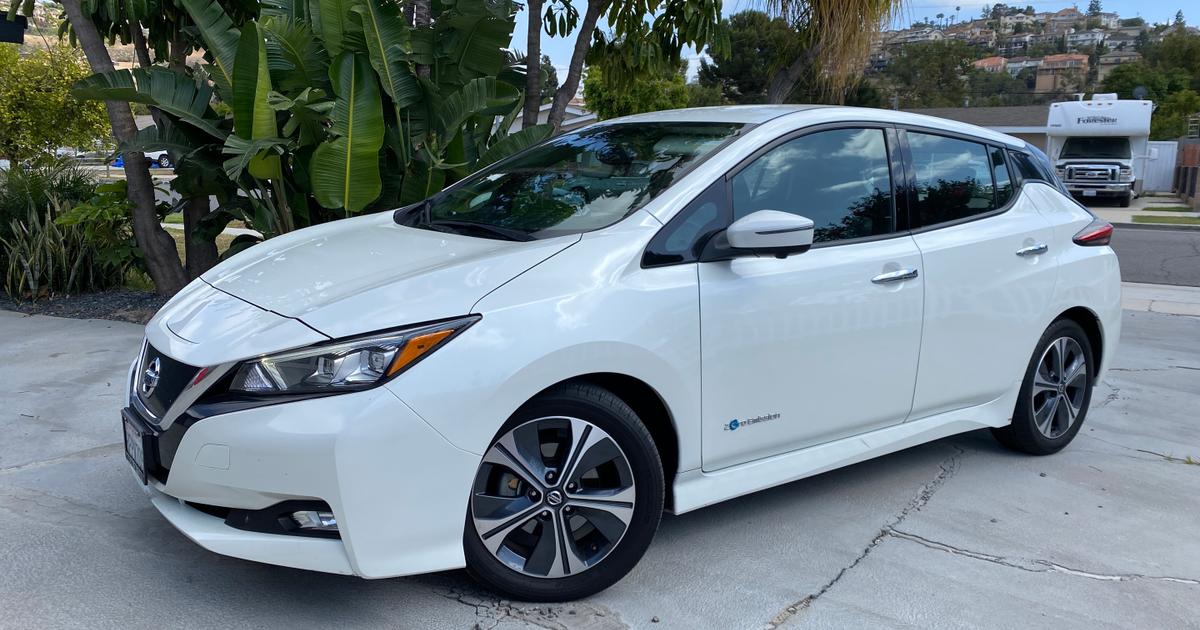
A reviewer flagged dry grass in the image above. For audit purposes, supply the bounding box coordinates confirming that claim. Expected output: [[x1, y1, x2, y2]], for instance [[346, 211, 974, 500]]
[[166, 230, 238, 260], [1131, 215, 1200, 226], [1141, 206, 1198, 213]]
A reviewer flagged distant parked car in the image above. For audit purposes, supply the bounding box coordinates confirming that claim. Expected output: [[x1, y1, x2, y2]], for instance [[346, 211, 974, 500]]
[[112, 150, 173, 169]]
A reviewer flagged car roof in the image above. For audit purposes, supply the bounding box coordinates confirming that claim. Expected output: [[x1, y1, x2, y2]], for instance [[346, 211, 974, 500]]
[[605, 105, 827, 125], [599, 105, 1025, 149]]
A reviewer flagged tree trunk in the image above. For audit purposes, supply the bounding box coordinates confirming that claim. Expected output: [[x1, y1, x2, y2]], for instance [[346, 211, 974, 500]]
[[547, 0, 606, 130], [61, 0, 188, 295], [766, 44, 819, 104], [182, 197, 219, 278], [521, 0, 545, 129], [414, 0, 431, 78], [130, 22, 171, 131]]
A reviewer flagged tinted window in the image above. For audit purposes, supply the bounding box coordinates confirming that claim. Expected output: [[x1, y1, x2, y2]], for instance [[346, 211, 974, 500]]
[[731, 128, 893, 243], [404, 122, 743, 240], [991, 147, 1013, 207], [1009, 150, 1047, 182], [908, 132, 996, 226], [643, 180, 726, 266]]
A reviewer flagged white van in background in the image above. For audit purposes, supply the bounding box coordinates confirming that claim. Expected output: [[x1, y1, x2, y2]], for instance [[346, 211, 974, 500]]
[[1047, 95, 1153, 207]]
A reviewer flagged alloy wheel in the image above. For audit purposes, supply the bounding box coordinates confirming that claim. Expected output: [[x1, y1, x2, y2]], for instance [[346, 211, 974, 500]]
[[470, 416, 636, 579], [1031, 337, 1088, 439]]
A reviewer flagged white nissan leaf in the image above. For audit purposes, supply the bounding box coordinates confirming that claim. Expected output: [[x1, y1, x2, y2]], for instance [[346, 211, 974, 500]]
[[123, 106, 1121, 600]]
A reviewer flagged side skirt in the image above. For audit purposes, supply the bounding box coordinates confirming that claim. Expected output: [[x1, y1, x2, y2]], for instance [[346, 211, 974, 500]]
[[671, 391, 1015, 515]]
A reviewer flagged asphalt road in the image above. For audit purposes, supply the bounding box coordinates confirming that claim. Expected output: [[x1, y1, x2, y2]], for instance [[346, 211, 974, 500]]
[[1110, 226, 1200, 287], [1, 309, 1198, 630]]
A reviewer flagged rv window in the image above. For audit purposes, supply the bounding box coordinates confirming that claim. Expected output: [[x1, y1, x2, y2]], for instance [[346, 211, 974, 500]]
[[1060, 136, 1131, 159]]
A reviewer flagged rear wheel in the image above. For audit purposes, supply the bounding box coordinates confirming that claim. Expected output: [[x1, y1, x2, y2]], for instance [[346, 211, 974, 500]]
[[464, 383, 664, 601], [992, 319, 1094, 455]]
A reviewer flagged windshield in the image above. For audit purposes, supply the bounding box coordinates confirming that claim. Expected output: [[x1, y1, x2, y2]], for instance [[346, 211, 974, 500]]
[[403, 122, 744, 240], [1060, 136, 1131, 159]]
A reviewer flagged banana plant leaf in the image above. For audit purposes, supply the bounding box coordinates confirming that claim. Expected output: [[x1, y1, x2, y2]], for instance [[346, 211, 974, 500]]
[[179, 0, 242, 92], [233, 22, 282, 180], [262, 15, 331, 93], [438, 77, 519, 137], [439, 0, 516, 83], [310, 53, 385, 212], [476, 124, 553, 169], [72, 68, 226, 139], [399, 157, 445, 205], [318, 0, 364, 56], [120, 120, 204, 158], [352, 0, 419, 108], [222, 135, 289, 180]]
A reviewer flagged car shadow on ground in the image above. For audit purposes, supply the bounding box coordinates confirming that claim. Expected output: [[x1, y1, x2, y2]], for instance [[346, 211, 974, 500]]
[[102, 430, 1014, 624]]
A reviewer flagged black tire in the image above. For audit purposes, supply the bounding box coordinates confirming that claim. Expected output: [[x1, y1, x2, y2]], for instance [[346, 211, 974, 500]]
[[992, 319, 1095, 455], [1119, 193, 1131, 208], [464, 383, 664, 601]]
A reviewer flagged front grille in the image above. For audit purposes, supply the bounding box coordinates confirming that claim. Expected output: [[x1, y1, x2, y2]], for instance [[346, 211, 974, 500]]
[[136, 343, 200, 419], [1067, 166, 1115, 182]]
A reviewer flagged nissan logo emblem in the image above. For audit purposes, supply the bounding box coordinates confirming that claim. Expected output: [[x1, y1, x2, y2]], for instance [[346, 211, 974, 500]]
[[141, 357, 161, 397]]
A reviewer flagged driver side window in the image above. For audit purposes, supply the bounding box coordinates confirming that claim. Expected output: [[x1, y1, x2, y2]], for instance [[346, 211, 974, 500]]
[[731, 128, 895, 244]]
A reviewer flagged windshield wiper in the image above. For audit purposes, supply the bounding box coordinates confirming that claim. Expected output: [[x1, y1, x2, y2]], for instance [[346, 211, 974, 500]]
[[425, 219, 535, 242]]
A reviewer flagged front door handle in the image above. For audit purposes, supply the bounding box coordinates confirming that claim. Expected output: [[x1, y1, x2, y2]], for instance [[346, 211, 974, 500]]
[[871, 268, 919, 284], [1016, 243, 1049, 257]]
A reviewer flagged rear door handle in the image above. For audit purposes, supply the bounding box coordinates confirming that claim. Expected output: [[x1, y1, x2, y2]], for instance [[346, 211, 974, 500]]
[[871, 268, 919, 284], [1016, 243, 1049, 257]]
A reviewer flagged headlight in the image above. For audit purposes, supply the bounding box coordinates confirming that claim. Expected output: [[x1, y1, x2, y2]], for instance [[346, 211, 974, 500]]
[[1118, 166, 1133, 182], [227, 315, 479, 395]]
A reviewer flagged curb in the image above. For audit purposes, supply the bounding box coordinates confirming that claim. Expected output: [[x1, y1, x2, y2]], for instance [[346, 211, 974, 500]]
[[1113, 222, 1200, 233]]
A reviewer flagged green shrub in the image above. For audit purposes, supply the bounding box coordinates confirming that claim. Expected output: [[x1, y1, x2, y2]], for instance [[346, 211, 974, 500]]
[[0, 159, 96, 249], [2, 181, 142, 300], [56, 181, 143, 277]]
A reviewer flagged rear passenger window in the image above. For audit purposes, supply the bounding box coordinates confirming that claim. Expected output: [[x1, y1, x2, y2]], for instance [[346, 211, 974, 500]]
[[991, 147, 1013, 207], [731, 128, 893, 244], [1009, 151, 1045, 182], [908, 132, 996, 226]]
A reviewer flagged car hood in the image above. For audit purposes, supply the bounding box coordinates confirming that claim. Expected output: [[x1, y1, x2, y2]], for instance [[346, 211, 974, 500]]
[[201, 212, 579, 339]]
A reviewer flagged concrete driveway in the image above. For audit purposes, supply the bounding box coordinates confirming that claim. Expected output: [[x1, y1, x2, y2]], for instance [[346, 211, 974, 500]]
[[1, 308, 1197, 629]]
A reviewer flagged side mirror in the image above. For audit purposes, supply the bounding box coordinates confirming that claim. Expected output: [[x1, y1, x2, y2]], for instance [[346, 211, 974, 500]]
[[724, 210, 814, 258]]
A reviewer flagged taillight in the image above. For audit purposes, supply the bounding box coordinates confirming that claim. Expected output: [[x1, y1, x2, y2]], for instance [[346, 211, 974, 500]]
[[1073, 219, 1113, 246]]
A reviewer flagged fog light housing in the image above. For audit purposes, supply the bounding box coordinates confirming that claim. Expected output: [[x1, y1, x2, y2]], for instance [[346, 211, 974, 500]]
[[292, 510, 338, 531]]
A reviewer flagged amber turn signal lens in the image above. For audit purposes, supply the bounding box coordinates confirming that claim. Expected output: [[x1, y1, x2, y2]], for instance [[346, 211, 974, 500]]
[[387, 329, 455, 376]]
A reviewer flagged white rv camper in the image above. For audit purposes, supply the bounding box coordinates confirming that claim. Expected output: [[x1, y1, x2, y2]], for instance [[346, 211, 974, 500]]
[[1046, 94, 1153, 207]]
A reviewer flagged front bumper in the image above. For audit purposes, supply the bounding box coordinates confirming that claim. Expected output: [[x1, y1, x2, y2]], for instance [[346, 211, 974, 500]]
[[1065, 182, 1132, 196], [138, 387, 481, 578]]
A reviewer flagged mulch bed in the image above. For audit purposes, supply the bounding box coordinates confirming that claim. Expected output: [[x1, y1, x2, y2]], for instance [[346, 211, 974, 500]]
[[1, 289, 167, 325]]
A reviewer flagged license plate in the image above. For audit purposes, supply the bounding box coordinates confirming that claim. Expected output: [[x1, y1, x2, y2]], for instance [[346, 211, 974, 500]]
[[1082, 190, 1097, 197], [122, 410, 149, 485]]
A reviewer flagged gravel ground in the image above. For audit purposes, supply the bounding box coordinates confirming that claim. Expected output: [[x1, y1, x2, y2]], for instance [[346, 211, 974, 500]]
[[0, 290, 165, 325]]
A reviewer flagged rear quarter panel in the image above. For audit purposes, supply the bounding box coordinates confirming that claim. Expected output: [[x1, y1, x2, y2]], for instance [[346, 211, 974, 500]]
[[1028, 183, 1122, 380]]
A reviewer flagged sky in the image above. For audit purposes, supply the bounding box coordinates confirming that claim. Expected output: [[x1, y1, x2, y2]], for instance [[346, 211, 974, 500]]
[[513, 0, 1189, 84]]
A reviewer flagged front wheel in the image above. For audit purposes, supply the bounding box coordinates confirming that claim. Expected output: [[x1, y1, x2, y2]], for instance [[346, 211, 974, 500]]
[[1119, 192, 1131, 208], [992, 319, 1095, 455], [464, 383, 664, 601]]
